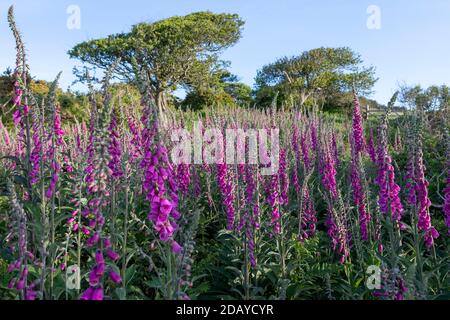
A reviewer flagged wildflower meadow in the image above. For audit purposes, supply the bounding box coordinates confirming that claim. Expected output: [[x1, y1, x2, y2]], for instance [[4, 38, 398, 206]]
[[0, 4, 449, 302]]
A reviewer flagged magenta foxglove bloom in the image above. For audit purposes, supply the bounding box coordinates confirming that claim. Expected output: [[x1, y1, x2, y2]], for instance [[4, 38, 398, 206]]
[[321, 142, 337, 199], [29, 118, 42, 185], [103, 238, 112, 248], [106, 249, 120, 261], [415, 145, 439, 247], [140, 110, 180, 242], [91, 287, 104, 300], [242, 164, 258, 267], [127, 115, 142, 162], [325, 207, 349, 264], [331, 130, 340, 167], [172, 240, 183, 254], [374, 114, 404, 228], [300, 130, 311, 169], [177, 163, 191, 195], [45, 168, 59, 199], [108, 114, 123, 179], [351, 158, 370, 241], [444, 161, 450, 235], [376, 154, 404, 224], [80, 287, 94, 300], [25, 289, 37, 301], [94, 262, 105, 276], [12, 109, 21, 126], [86, 233, 100, 247], [405, 157, 417, 206], [13, 81, 22, 106], [16, 279, 25, 290], [12, 81, 23, 125], [292, 126, 301, 193], [155, 219, 175, 241], [217, 162, 235, 230], [95, 250, 104, 264], [109, 271, 122, 284], [0, 119, 11, 146], [267, 172, 280, 234], [310, 122, 318, 152], [53, 106, 64, 146], [278, 149, 289, 205], [89, 269, 101, 286], [298, 185, 317, 240], [352, 93, 365, 155]]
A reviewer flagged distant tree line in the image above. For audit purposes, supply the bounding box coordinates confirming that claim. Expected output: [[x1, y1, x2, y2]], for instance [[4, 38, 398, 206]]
[[1, 11, 448, 123]]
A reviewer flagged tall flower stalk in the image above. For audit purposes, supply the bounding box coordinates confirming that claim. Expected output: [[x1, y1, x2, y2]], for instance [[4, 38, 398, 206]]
[[80, 67, 122, 300], [351, 92, 370, 241], [375, 100, 404, 228], [414, 138, 439, 247]]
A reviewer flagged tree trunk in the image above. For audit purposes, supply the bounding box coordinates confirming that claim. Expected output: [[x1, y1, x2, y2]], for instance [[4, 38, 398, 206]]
[[156, 90, 169, 128]]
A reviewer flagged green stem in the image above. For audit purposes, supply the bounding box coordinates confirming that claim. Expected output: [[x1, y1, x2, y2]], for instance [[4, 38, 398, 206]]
[[121, 188, 130, 298], [243, 229, 250, 300]]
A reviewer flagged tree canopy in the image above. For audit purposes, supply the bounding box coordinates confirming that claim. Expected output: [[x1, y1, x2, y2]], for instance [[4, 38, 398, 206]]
[[182, 69, 252, 110], [399, 84, 449, 111], [69, 11, 244, 114], [253, 47, 377, 108]]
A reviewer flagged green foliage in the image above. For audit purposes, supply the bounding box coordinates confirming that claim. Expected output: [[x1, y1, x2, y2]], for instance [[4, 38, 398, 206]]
[[1, 6, 449, 302], [69, 12, 244, 111], [181, 70, 252, 110], [399, 84, 450, 111], [254, 47, 377, 108]]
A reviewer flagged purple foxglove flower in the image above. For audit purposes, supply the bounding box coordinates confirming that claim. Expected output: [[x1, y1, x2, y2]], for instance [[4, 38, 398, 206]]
[[172, 240, 183, 254], [321, 140, 337, 199], [53, 106, 64, 146], [103, 238, 112, 248], [351, 158, 370, 241], [95, 250, 104, 264], [7, 280, 15, 289], [16, 279, 25, 290], [7, 263, 16, 272], [267, 173, 280, 234], [86, 233, 100, 247], [89, 270, 101, 286], [415, 143, 439, 247], [278, 149, 289, 205], [107, 114, 124, 179], [12, 109, 21, 125], [95, 263, 105, 276], [352, 93, 365, 155], [91, 287, 103, 300], [80, 287, 94, 300], [106, 249, 120, 261], [25, 290, 37, 300], [443, 157, 450, 235], [109, 271, 122, 284], [300, 131, 311, 169], [159, 198, 173, 215]]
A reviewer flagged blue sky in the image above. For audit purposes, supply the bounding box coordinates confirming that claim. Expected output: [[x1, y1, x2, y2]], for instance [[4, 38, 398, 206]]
[[0, 0, 449, 103]]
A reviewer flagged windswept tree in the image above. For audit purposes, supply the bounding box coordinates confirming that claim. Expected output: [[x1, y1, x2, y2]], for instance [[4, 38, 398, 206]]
[[399, 84, 449, 111], [254, 47, 377, 108], [69, 11, 244, 116]]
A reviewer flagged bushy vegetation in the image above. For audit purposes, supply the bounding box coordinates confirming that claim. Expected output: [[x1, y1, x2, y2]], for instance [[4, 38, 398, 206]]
[[0, 6, 449, 301]]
